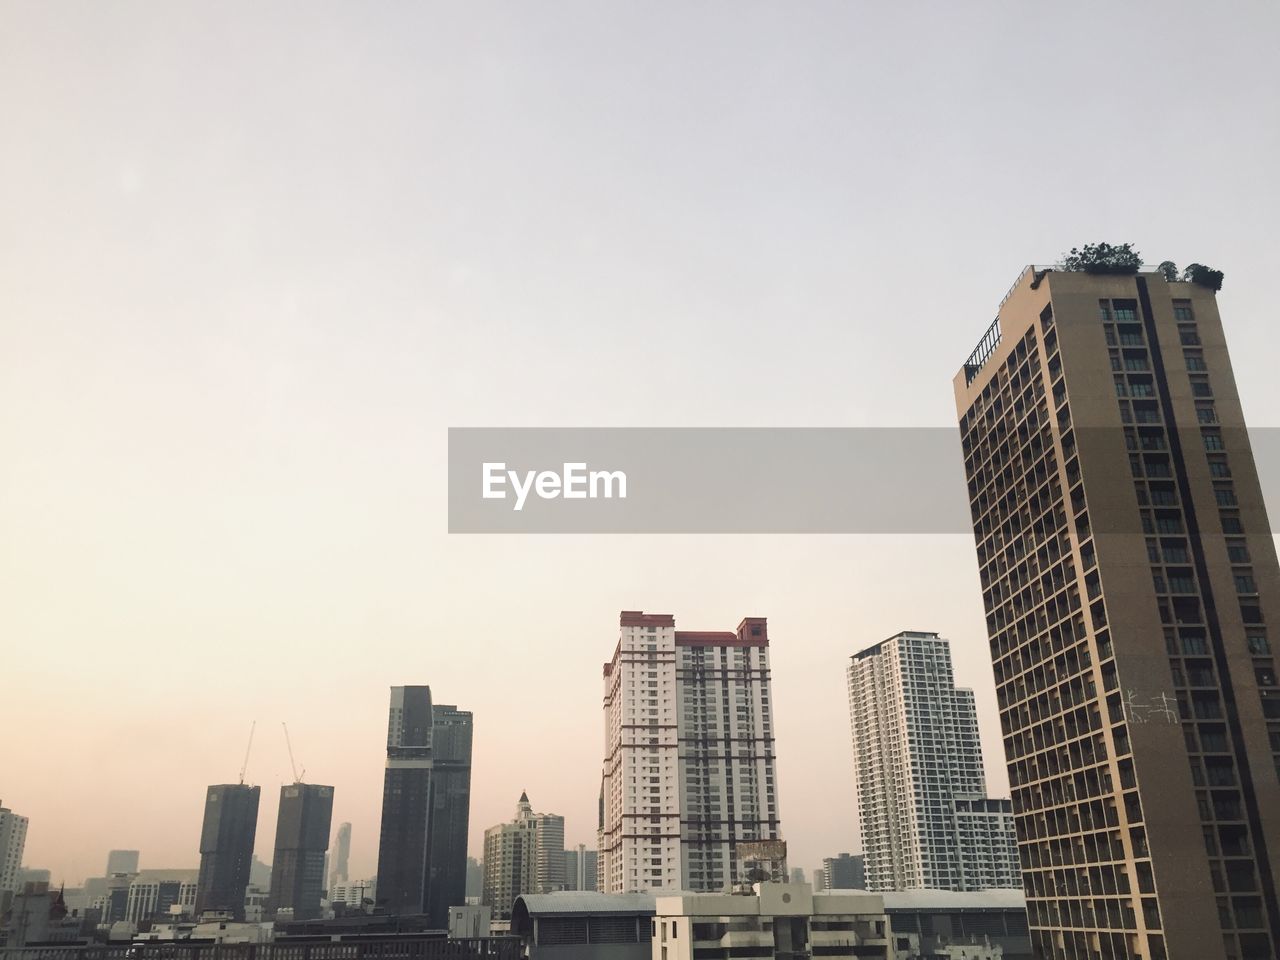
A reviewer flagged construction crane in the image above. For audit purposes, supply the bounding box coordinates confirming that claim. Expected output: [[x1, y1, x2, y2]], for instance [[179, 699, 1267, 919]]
[[239, 720, 256, 785], [282, 721, 305, 784]]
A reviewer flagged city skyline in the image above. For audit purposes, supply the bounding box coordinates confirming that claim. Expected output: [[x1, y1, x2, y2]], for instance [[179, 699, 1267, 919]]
[[5, 0, 1280, 904]]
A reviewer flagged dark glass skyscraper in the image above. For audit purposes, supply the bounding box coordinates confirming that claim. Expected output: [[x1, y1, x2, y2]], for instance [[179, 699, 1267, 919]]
[[194, 783, 260, 920], [267, 783, 334, 921], [425, 703, 473, 928], [374, 686, 472, 927]]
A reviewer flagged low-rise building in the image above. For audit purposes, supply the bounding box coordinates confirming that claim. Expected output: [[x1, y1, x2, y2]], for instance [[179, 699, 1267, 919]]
[[511, 891, 655, 960], [651, 883, 888, 960], [882, 890, 1029, 960]]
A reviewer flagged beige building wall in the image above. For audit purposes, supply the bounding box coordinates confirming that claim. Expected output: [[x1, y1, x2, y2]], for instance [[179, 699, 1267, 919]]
[[953, 266, 1280, 960]]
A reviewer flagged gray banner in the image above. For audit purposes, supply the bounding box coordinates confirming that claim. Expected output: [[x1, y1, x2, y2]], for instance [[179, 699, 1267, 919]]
[[447, 427, 1280, 534]]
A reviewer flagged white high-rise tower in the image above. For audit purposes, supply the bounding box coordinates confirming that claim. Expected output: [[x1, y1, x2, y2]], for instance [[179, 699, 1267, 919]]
[[0, 799, 29, 894], [844, 632, 1013, 896], [598, 611, 783, 893], [847, 630, 1019, 892]]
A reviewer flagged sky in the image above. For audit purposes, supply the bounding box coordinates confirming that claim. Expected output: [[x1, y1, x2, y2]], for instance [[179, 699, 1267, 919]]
[[2, 1, 1280, 886]]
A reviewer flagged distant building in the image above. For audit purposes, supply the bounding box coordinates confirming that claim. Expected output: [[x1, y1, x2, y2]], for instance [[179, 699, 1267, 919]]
[[562, 845, 597, 892], [268, 783, 334, 921], [374, 686, 472, 927], [848, 632, 1018, 892], [329, 878, 376, 908], [789, 867, 806, 885], [812, 867, 826, 892], [822, 853, 865, 890], [465, 857, 482, 900], [15, 868, 50, 887], [105, 851, 140, 876], [328, 822, 352, 892], [98, 873, 135, 923], [425, 703, 473, 927], [242, 884, 270, 923], [447, 904, 492, 939], [599, 612, 782, 894], [483, 793, 565, 919], [249, 855, 271, 889], [1, 882, 80, 946], [124, 871, 198, 924], [194, 784, 260, 920], [0, 800, 30, 895]]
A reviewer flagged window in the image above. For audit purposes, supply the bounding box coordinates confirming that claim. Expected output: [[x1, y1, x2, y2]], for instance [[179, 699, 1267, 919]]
[[1204, 431, 1225, 451], [1174, 302, 1195, 323]]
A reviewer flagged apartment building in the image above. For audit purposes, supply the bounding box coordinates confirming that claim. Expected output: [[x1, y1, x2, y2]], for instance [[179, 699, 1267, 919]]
[[482, 792, 565, 919], [848, 631, 1019, 892], [954, 263, 1280, 960], [599, 611, 782, 893]]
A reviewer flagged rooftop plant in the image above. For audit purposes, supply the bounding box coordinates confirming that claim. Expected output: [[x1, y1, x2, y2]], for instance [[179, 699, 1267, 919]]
[[1061, 242, 1143, 275], [1183, 263, 1225, 291]]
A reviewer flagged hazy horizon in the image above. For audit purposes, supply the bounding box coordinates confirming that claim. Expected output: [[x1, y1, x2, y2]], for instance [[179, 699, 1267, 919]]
[[3, 1, 1279, 887]]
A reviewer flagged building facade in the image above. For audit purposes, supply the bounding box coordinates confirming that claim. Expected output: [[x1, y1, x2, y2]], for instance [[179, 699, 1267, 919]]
[[0, 800, 29, 895], [954, 264, 1280, 960], [482, 793, 566, 919], [329, 878, 376, 908], [599, 611, 782, 894], [194, 784, 260, 921], [124, 871, 199, 924], [848, 631, 1019, 892], [424, 702, 473, 928], [651, 883, 889, 960], [374, 686, 472, 927], [268, 783, 334, 921]]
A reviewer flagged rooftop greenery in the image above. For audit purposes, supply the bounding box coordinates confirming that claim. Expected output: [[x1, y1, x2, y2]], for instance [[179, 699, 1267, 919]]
[[1061, 242, 1142, 275], [1060, 243, 1224, 291]]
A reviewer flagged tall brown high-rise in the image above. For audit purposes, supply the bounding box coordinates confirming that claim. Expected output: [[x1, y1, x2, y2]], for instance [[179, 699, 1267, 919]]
[[953, 264, 1280, 960]]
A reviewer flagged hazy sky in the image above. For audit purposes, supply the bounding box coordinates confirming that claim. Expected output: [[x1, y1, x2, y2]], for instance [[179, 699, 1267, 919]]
[[3, 1, 1280, 886]]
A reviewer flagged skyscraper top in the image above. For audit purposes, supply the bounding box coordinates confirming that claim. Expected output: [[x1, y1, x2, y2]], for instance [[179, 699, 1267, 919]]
[[851, 630, 942, 661], [619, 610, 675, 627]]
